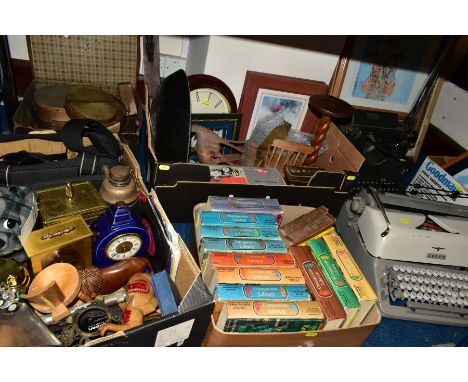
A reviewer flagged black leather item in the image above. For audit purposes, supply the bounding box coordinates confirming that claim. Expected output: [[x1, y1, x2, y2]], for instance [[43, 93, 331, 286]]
[[0, 119, 121, 189], [150, 69, 191, 163], [0, 36, 17, 133]]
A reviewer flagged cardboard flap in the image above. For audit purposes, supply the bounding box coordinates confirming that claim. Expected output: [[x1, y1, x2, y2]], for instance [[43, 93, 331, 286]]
[[148, 190, 213, 311], [177, 240, 214, 314], [315, 124, 364, 172]]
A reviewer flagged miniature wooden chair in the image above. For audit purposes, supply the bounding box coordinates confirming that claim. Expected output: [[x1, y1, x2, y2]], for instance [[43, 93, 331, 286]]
[[259, 138, 314, 175]]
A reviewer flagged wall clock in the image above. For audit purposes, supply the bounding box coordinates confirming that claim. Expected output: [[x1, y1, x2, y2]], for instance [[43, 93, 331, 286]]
[[188, 74, 237, 114]]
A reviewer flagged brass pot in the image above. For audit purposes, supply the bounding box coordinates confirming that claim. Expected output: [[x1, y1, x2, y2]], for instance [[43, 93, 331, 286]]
[[99, 165, 138, 205]]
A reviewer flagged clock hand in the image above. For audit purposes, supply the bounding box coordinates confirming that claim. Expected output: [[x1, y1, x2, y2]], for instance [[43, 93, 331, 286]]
[[201, 99, 210, 105]]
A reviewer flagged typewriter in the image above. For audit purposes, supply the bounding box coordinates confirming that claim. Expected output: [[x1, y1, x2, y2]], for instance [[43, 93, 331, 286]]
[[336, 188, 468, 326]]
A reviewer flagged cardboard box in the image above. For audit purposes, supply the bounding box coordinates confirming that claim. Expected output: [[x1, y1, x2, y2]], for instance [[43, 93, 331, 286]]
[[203, 302, 380, 346], [87, 180, 215, 347], [154, 182, 381, 346], [0, 138, 214, 347]]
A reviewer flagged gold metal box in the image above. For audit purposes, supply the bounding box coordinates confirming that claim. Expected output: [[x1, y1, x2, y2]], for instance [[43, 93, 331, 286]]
[[37, 181, 108, 226], [22, 215, 93, 275]]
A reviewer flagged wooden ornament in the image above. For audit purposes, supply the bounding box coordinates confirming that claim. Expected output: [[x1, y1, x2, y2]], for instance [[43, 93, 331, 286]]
[[21, 263, 81, 321]]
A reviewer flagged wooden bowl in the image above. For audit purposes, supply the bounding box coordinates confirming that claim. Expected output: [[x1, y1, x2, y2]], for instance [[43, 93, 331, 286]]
[[21, 263, 81, 317]]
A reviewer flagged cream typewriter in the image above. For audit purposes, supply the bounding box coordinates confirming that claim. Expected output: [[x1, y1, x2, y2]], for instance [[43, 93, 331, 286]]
[[336, 188, 468, 326]]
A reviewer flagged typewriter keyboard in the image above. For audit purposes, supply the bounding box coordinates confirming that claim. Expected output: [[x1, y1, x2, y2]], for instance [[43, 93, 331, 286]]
[[388, 264, 468, 314]]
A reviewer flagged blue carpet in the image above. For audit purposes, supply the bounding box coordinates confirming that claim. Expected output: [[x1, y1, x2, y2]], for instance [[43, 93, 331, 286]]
[[363, 317, 468, 347], [173, 223, 468, 347]]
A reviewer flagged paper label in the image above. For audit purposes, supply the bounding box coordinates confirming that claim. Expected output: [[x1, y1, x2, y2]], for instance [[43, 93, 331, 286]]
[[154, 319, 195, 347]]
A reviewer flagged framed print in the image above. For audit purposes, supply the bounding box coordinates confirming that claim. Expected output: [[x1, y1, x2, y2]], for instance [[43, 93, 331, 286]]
[[332, 36, 444, 115], [190, 113, 242, 162], [238, 71, 328, 140], [329, 36, 459, 160]]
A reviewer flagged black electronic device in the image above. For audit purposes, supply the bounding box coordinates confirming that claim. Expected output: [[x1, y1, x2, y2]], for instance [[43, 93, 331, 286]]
[[352, 109, 408, 141]]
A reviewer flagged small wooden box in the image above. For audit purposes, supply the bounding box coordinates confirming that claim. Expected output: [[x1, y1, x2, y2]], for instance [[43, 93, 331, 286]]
[[22, 215, 93, 275]]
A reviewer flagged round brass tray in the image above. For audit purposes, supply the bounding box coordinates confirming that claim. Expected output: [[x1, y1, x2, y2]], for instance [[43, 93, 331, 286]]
[[65, 85, 126, 126], [32, 84, 72, 130]]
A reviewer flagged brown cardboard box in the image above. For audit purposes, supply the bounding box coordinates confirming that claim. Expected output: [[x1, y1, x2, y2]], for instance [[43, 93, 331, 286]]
[[199, 205, 380, 346], [0, 137, 214, 347], [86, 144, 215, 347], [203, 307, 380, 347]]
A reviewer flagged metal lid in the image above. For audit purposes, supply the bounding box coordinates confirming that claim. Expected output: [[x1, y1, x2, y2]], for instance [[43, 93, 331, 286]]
[[109, 165, 132, 187]]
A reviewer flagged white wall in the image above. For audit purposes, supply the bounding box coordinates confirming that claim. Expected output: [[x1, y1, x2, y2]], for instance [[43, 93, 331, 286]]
[[187, 36, 345, 104], [431, 82, 468, 150]]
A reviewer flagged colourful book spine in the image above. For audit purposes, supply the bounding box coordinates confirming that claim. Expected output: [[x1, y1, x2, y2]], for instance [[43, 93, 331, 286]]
[[290, 246, 346, 330], [211, 252, 296, 267], [216, 300, 323, 333], [207, 267, 305, 293], [207, 196, 284, 225], [202, 252, 297, 281], [199, 237, 288, 270], [322, 234, 378, 327], [199, 211, 278, 227], [215, 284, 311, 301], [308, 238, 360, 328], [199, 225, 280, 240]]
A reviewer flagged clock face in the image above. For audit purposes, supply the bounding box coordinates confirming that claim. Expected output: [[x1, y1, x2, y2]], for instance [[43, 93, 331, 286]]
[[188, 74, 237, 114], [190, 88, 231, 113], [105, 233, 143, 261]]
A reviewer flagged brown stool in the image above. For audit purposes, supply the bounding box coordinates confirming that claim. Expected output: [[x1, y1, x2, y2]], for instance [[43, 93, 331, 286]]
[[305, 94, 353, 165]]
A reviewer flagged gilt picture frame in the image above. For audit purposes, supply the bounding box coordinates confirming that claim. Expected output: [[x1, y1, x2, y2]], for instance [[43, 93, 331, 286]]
[[238, 71, 328, 140]]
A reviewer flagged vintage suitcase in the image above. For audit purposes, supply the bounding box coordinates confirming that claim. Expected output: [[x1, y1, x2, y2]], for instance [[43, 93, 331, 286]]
[[13, 35, 143, 152]]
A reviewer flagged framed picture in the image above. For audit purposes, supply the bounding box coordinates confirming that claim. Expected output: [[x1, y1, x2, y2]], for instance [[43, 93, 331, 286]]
[[190, 113, 242, 162], [238, 71, 328, 140], [330, 36, 444, 115], [328, 36, 459, 160]]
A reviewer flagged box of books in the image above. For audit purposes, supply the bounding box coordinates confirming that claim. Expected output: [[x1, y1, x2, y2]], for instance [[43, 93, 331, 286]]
[[153, 182, 381, 346]]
